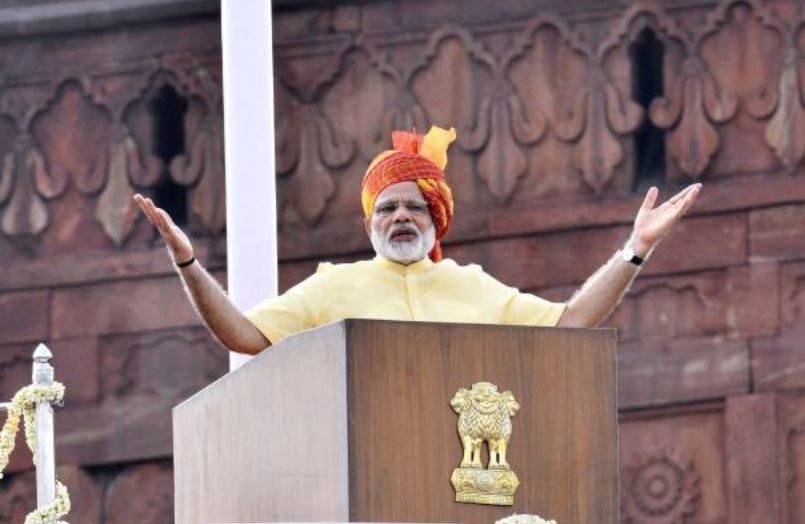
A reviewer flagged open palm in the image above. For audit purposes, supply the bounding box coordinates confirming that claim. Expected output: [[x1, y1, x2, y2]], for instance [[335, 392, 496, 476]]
[[133, 194, 194, 263], [631, 184, 701, 256]]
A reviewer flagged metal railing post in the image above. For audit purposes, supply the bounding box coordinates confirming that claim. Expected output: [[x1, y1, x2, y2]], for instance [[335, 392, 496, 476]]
[[32, 343, 56, 513]]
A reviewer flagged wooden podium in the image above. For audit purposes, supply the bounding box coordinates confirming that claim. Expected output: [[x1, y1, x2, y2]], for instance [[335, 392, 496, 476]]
[[173, 320, 618, 524]]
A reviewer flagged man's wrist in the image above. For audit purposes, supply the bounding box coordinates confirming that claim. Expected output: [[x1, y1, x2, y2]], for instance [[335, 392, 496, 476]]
[[620, 245, 644, 267], [628, 236, 653, 259], [175, 254, 196, 269], [621, 235, 655, 267]]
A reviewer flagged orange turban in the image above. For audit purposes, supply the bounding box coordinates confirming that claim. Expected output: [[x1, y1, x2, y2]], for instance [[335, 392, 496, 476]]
[[361, 126, 456, 262]]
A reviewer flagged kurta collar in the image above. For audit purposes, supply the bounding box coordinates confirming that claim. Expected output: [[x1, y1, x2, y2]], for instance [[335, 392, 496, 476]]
[[373, 255, 434, 274]]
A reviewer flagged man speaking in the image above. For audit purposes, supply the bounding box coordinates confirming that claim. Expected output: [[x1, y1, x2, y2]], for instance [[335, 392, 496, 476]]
[[134, 126, 700, 355]]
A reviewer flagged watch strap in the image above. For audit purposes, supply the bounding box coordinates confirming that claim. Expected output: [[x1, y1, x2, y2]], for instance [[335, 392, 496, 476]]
[[622, 246, 644, 266]]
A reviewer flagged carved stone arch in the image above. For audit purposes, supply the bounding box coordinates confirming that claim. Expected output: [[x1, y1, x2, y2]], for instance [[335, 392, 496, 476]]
[[508, 12, 644, 194], [0, 78, 76, 239], [506, 15, 586, 139], [407, 25, 500, 202], [158, 56, 227, 236], [312, 43, 413, 225], [275, 34, 355, 104], [504, 16, 595, 198], [638, 0, 786, 179], [682, 0, 786, 176], [408, 24, 497, 129], [122, 69, 203, 188], [160, 51, 222, 110], [720, 1, 805, 171], [411, 24, 498, 77], [273, 36, 356, 226], [320, 43, 403, 162], [0, 133, 49, 237], [598, 2, 690, 108], [30, 79, 112, 197], [696, 0, 784, 119], [0, 79, 57, 132], [92, 69, 205, 246], [600, 2, 690, 59], [591, 4, 689, 191]]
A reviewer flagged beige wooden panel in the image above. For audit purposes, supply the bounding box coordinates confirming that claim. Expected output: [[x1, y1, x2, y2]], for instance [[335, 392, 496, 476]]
[[174, 322, 350, 524], [346, 321, 618, 524]]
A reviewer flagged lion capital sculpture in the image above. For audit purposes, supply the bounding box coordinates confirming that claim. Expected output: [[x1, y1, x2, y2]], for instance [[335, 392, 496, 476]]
[[450, 381, 520, 470]]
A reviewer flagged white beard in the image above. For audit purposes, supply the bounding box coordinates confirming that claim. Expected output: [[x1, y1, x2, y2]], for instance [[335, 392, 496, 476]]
[[370, 222, 436, 265]]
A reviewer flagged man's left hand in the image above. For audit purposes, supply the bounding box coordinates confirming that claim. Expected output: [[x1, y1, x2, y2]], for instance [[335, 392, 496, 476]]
[[630, 183, 702, 257]]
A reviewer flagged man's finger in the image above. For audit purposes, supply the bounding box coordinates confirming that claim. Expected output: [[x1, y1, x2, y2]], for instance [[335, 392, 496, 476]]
[[641, 186, 658, 210], [133, 194, 159, 227], [156, 209, 176, 232], [139, 197, 172, 235], [667, 185, 700, 221], [142, 198, 163, 230], [133, 194, 149, 216], [668, 183, 701, 206], [677, 185, 701, 216]]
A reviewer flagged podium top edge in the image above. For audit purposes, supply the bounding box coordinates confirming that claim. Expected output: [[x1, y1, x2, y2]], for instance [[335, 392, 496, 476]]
[[172, 318, 617, 416], [336, 318, 617, 336]]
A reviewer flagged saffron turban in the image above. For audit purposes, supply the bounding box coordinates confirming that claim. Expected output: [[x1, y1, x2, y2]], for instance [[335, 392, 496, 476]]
[[361, 126, 456, 262]]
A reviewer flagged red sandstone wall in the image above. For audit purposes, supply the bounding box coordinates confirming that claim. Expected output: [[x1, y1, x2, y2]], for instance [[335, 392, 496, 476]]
[[0, 0, 804, 522], [0, 5, 226, 521]]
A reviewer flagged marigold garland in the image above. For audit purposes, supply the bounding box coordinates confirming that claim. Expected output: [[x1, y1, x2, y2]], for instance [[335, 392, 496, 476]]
[[0, 382, 70, 524], [496, 514, 558, 524]]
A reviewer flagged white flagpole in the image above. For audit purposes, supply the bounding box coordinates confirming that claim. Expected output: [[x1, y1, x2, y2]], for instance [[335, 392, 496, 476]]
[[221, 0, 278, 370]]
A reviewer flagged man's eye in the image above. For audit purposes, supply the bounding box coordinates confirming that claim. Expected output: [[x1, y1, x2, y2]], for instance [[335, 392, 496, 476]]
[[376, 205, 394, 214], [407, 203, 428, 213]]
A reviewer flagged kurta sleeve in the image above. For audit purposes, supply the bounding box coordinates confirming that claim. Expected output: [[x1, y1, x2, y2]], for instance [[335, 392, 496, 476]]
[[245, 263, 332, 344], [472, 265, 566, 327], [502, 291, 566, 327]]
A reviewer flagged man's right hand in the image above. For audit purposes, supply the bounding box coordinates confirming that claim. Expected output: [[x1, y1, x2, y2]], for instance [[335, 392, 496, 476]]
[[133, 194, 194, 264], [132, 193, 271, 354]]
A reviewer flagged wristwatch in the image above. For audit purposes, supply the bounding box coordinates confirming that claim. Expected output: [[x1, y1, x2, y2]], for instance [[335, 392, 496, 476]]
[[621, 245, 644, 266]]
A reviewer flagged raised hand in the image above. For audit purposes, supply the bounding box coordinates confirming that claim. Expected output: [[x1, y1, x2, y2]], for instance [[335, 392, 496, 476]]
[[133, 194, 194, 264], [631, 183, 702, 257]]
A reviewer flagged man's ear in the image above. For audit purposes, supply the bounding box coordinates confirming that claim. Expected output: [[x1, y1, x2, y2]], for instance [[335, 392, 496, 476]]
[[364, 216, 372, 237]]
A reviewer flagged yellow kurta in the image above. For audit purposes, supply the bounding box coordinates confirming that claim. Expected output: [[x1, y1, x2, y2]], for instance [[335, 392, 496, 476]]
[[246, 256, 566, 344]]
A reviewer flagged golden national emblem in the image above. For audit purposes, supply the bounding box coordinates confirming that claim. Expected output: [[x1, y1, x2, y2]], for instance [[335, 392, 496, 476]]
[[450, 381, 520, 505]]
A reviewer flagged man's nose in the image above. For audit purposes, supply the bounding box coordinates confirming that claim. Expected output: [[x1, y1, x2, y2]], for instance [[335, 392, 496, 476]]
[[391, 205, 412, 222]]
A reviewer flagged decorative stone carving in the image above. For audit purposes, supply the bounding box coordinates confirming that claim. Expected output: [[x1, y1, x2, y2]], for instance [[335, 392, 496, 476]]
[[93, 58, 225, 243], [75, 63, 157, 247], [509, 15, 642, 195], [348, 41, 429, 158], [647, 3, 739, 178], [0, 0, 804, 248], [394, 27, 482, 203], [720, 0, 805, 172], [422, 25, 547, 202], [95, 135, 138, 245], [763, 49, 805, 171], [0, 134, 48, 236], [0, 80, 63, 237], [621, 450, 701, 524], [275, 37, 355, 224], [164, 53, 227, 235], [277, 96, 352, 224], [33, 80, 111, 196]]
